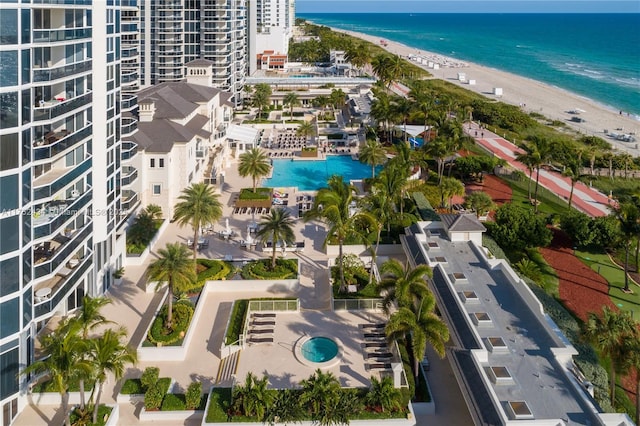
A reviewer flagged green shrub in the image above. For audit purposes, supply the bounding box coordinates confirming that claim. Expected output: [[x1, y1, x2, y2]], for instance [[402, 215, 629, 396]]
[[412, 192, 439, 221], [140, 367, 160, 391], [177, 259, 233, 294], [186, 382, 203, 410], [239, 187, 272, 200], [121, 378, 144, 395], [206, 388, 232, 423], [147, 302, 194, 345], [144, 383, 165, 410], [161, 393, 186, 411], [225, 299, 249, 345], [241, 258, 298, 279]]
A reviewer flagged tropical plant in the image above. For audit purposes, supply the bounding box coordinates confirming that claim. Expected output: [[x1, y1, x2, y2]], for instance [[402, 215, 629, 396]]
[[145, 204, 163, 220], [423, 138, 451, 184], [582, 306, 636, 406], [439, 177, 465, 210], [88, 327, 137, 423], [359, 139, 387, 179], [283, 92, 301, 120], [409, 81, 435, 142], [238, 148, 271, 193], [392, 96, 413, 144], [173, 183, 223, 261], [140, 366, 160, 391], [300, 369, 341, 416], [615, 202, 640, 292], [233, 373, 273, 421], [464, 191, 496, 218], [516, 136, 552, 211], [252, 83, 272, 118], [366, 376, 401, 413], [264, 389, 305, 425], [21, 319, 91, 426], [386, 298, 450, 379], [370, 91, 393, 142], [329, 88, 346, 112], [304, 176, 376, 292], [296, 120, 315, 143], [185, 382, 203, 410], [256, 207, 296, 269], [377, 259, 432, 313], [147, 242, 196, 329], [490, 203, 553, 251], [344, 41, 371, 74]]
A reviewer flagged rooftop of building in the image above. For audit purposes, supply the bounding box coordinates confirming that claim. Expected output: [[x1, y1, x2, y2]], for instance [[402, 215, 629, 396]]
[[132, 114, 211, 153], [137, 81, 229, 120]]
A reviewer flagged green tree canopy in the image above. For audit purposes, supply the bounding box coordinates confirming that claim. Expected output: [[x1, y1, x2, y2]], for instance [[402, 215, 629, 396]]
[[238, 148, 271, 193], [489, 203, 552, 251]]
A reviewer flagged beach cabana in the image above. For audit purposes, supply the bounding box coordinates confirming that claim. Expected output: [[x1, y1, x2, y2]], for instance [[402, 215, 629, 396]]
[[393, 125, 432, 147]]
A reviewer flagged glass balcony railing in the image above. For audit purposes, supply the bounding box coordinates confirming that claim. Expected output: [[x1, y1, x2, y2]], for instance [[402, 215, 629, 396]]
[[121, 166, 138, 186], [34, 247, 93, 318], [33, 92, 92, 122], [33, 60, 92, 83], [121, 117, 138, 135], [121, 72, 138, 84], [121, 190, 139, 211], [121, 23, 138, 33], [121, 47, 139, 58], [33, 221, 92, 279], [33, 157, 92, 201], [33, 124, 92, 161], [121, 94, 137, 111], [33, 0, 91, 4], [33, 28, 92, 43], [32, 188, 92, 240], [121, 141, 138, 160]]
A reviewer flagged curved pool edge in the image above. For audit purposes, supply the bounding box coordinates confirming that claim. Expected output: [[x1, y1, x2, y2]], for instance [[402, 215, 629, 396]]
[[294, 335, 342, 369]]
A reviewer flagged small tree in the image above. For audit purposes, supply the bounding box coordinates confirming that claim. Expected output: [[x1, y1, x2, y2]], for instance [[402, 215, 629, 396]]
[[140, 367, 160, 391], [464, 191, 496, 218], [144, 383, 165, 410], [185, 382, 202, 410]]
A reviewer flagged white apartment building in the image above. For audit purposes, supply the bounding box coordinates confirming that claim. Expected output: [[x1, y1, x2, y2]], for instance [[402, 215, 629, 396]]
[[127, 60, 234, 218], [248, 0, 296, 75], [0, 1, 125, 424], [138, 0, 247, 107]]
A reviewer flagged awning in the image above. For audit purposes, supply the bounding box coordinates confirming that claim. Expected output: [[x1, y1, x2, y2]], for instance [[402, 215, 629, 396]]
[[394, 125, 430, 138], [226, 124, 261, 145]]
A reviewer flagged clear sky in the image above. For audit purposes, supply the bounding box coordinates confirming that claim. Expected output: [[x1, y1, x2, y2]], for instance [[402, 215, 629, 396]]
[[295, 1, 640, 14]]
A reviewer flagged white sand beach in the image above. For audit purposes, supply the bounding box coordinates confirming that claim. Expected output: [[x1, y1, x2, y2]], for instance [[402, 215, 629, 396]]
[[332, 28, 640, 155]]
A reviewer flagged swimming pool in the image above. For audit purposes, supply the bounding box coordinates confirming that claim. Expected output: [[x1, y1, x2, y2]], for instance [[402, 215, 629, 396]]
[[301, 337, 339, 363], [265, 156, 380, 191]]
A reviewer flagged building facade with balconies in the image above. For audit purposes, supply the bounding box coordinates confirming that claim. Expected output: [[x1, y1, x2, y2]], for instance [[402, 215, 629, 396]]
[[0, 1, 124, 424], [126, 60, 234, 218], [248, 0, 295, 75], [139, 0, 247, 107]]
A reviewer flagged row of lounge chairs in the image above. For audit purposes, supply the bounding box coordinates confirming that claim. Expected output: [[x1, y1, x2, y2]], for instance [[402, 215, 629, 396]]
[[269, 151, 294, 157], [360, 323, 392, 371], [233, 207, 270, 215], [246, 312, 275, 345]]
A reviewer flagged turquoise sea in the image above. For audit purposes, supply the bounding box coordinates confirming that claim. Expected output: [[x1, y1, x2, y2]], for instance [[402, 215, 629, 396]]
[[299, 13, 640, 117]]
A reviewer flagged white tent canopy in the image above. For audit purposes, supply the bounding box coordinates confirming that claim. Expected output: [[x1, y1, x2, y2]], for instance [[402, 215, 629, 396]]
[[227, 124, 261, 154], [394, 125, 431, 138]]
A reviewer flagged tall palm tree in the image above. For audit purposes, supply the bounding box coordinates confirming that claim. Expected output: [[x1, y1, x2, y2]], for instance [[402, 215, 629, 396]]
[[371, 54, 394, 89], [296, 120, 315, 145], [392, 96, 413, 144], [582, 306, 636, 406], [423, 138, 451, 184], [527, 136, 552, 212], [88, 327, 137, 424], [256, 207, 296, 269], [311, 95, 329, 117], [563, 157, 583, 210], [173, 183, 223, 261], [252, 83, 272, 119], [386, 296, 450, 380], [329, 88, 345, 113], [439, 177, 465, 211], [362, 186, 393, 281], [69, 296, 114, 410], [370, 92, 393, 143], [344, 41, 371, 74], [377, 259, 432, 313], [615, 202, 640, 292], [304, 176, 376, 292], [21, 320, 92, 426], [516, 150, 537, 200], [359, 139, 387, 179], [409, 82, 434, 143], [283, 92, 300, 121], [238, 147, 271, 193], [147, 242, 196, 329]]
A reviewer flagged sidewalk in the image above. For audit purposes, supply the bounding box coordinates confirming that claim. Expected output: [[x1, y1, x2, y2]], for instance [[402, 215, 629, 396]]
[[466, 122, 612, 217]]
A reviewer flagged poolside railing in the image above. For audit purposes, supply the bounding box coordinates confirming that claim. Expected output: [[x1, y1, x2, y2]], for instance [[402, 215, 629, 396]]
[[332, 298, 384, 311]]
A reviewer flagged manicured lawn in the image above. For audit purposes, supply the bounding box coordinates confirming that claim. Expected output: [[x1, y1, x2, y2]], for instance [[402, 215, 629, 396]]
[[504, 176, 569, 215], [575, 249, 640, 318]]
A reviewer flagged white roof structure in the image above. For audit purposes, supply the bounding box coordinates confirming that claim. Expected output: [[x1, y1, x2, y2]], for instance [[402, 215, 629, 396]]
[[394, 125, 430, 137], [226, 124, 260, 146]]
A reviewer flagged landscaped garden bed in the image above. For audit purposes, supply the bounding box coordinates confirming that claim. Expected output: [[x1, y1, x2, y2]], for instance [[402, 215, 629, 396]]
[[235, 188, 272, 208], [300, 147, 318, 158], [145, 300, 194, 347], [240, 258, 298, 280]]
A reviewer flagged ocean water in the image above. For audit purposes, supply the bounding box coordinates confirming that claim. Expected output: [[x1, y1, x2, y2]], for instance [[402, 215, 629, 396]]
[[299, 13, 640, 116]]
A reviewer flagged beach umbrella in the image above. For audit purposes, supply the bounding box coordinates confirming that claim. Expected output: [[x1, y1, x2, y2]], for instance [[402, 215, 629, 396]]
[[225, 218, 231, 234]]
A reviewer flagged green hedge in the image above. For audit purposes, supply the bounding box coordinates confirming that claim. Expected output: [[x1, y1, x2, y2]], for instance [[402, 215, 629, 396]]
[[178, 259, 233, 294], [205, 388, 232, 423], [147, 302, 194, 345], [412, 192, 439, 221], [241, 258, 297, 280], [161, 393, 186, 411], [224, 299, 248, 345], [120, 378, 144, 395], [239, 187, 272, 200]]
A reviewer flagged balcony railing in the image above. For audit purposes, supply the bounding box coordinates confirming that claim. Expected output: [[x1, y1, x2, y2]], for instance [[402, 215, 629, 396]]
[[33, 188, 92, 240], [121, 141, 138, 160], [121, 47, 139, 58], [121, 190, 139, 211], [33, 0, 91, 4], [33, 92, 92, 122], [33, 157, 92, 201], [33, 124, 92, 161], [34, 221, 92, 279], [121, 72, 138, 84], [33, 60, 92, 83], [33, 28, 91, 43], [34, 247, 93, 318], [121, 117, 138, 136], [121, 166, 138, 186]]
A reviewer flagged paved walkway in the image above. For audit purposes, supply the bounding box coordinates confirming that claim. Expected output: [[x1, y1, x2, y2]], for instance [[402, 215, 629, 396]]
[[466, 122, 612, 217]]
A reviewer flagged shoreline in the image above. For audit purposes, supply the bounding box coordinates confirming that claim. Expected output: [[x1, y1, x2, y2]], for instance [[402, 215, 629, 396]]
[[327, 26, 640, 155]]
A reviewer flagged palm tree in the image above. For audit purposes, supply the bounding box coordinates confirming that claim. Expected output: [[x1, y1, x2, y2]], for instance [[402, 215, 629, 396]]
[[256, 208, 296, 269], [370, 92, 393, 143], [522, 136, 552, 212], [238, 147, 271, 193], [233, 373, 273, 421], [344, 41, 371, 75], [145, 204, 163, 220], [362, 187, 393, 283], [311, 95, 329, 117], [582, 306, 636, 405], [392, 96, 413, 144], [296, 120, 315, 144], [283, 92, 300, 121], [304, 176, 376, 292], [439, 177, 465, 211], [300, 369, 341, 416], [264, 389, 305, 425], [377, 259, 432, 313], [69, 296, 114, 410], [173, 183, 223, 261], [252, 83, 272, 119], [359, 139, 387, 179], [366, 376, 401, 413], [329, 89, 345, 114], [615, 201, 640, 292], [386, 298, 450, 380], [516, 150, 537, 200], [423, 138, 450, 184], [371, 54, 394, 89], [409, 82, 434, 142], [21, 320, 91, 426], [147, 242, 196, 329], [88, 327, 137, 423], [563, 157, 583, 210]]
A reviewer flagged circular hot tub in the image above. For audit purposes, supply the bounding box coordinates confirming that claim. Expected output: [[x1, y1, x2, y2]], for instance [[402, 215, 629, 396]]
[[294, 335, 341, 369]]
